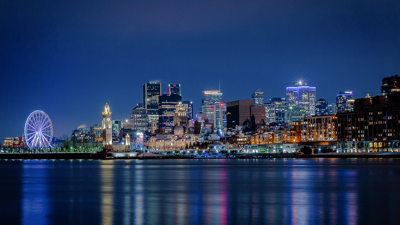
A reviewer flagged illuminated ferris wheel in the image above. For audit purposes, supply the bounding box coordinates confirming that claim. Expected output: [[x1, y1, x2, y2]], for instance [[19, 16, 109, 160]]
[[24, 110, 53, 149]]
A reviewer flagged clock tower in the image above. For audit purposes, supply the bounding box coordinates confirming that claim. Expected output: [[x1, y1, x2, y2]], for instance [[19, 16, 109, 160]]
[[102, 103, 112, 150]]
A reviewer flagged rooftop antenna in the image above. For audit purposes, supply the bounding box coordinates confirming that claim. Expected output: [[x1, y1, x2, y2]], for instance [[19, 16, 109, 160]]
[[219, 80, 220, 92]]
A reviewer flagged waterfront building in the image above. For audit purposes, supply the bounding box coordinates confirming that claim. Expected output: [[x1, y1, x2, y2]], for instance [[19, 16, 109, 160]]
[[286, 82, 316, 117], [337, 92, 400, 152], [336, 91, 354, 113], [284, 121, 302, 143], [381, 75, 400, 96], [182, 101, 194, 120], [242, 143, 299, 153], [201, 90, 226, 134], [102, 103, 112, 150], [168, 83, 181, 96], [101, 103, 131, 152], [252, 91, 264, 106], [273, 129, 285, 143], [226, 100, 265, 131], [301, 115, 337, 142], [315, 98, 328, 116], [143, 82, 161, 126], [144, 133, 199, 151], [158, 94, 182, 134], [285, 106, 306, 123], [3, 137, 24, 147], [130, 105, 148, 133]]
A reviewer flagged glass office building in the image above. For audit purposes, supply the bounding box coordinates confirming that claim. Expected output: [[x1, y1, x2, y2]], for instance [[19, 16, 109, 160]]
[[286, 82, 316, 117]]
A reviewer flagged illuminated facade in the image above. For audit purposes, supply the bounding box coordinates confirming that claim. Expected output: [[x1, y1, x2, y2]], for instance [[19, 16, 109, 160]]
[[168, 83, 181, 96], [284, 121, 302, 143], [301, 115, 337, 142], [158, 94, 181, 134], [270, 97, 286, 124], [112, 120, 122, 138], [252, 91, 264, 106], [143, 82, 161, 126], [315, 98, 328, 116], [182, 101, 194, 120], [285, 106, 306, 123], [201, 90, 226, 134], [286, 82, 316, 117], [265, 103, 276, 124], [102, 103, 112, 149], [173, 102, 187, 128], [327, 103, 337, 115], [336, 91, 354, 113], [125, 133, 130, 151], [381, 75, 400, 96], [337, 93, 400, 152], [3, 137, 24, 147], [130, 106, 148, 133]]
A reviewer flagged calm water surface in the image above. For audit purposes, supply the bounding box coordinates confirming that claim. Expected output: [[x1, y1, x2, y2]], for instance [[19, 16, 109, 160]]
[[1, 158, 400, 225]]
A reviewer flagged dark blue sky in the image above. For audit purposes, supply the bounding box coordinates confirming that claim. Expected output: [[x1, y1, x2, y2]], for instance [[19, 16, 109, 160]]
[[1, 0, 399, 140]]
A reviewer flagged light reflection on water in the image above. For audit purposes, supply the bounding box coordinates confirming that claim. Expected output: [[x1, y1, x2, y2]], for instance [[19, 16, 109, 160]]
[[1, 159, 400, 224]]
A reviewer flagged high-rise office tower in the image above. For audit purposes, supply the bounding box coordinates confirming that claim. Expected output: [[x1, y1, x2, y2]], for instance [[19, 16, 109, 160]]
[[252, 91, 264, 106], [381, 75, 400, 96], [327, 103, 337, 115], [315, 98, 328, 116], [201, 90, 226, 134], [143, 82, 161, 126], [285, 106, 306, 123], [112, 120, 122, 138], [226, 100, 265, 130], [270, 97, 286, 124], [286, 82, 316, 117], [158, 94, 182, 134], [336, 91, 354, 113], [265, 103, 276, 124], [130, 105, 148, 133], [168, 83, 181, 96], [173, 102, 187, 128], [182, 101, 194, 120]]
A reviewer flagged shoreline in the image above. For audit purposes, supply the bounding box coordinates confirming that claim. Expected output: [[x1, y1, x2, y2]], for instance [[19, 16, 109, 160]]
[[1, 152, 400, 160]]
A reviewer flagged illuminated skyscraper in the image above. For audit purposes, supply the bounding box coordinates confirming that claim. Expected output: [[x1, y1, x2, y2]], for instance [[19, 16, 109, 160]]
[[327, 103, 337, 115], [143, 82, 161, 127], [168, 83, 181, 96], [315, 98, 328, 116], [130, 105, 148, 133], [286, 82, 316, 117], [182, 101, 194, 120], [336, 91, 354, 113], [201, 90, 226, 134], [252, 91, 264, 106], [158, 94, 182, 134]]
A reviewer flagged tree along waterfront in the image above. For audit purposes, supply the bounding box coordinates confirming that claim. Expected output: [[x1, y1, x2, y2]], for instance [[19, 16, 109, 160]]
[[0, 137, 103, 153]]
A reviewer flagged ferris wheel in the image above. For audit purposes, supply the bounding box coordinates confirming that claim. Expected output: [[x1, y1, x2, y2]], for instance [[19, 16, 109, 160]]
[[24, 110, 53, 149]]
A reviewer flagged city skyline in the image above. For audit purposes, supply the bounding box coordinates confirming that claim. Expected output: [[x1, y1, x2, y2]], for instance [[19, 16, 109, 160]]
[[1, 0, 399, 140]]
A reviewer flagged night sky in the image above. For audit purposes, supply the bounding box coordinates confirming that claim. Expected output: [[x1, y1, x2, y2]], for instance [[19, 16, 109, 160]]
[[1, 0, 399, 140]]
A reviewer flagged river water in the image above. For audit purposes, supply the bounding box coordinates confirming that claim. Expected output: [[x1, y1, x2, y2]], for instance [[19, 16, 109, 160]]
[[1, 158, 400, 225]]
